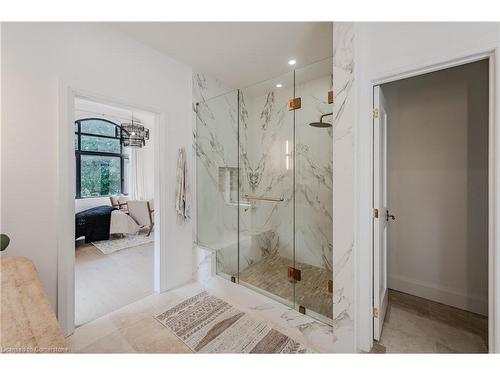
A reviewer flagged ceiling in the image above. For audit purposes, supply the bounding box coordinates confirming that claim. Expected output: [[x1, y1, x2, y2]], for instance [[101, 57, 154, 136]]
[[107, 22, 333, 88]]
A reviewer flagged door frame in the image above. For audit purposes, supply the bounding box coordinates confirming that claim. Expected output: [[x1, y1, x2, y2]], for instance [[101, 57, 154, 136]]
[[57, 83, 164, 336], [361, 50, 498, 352]]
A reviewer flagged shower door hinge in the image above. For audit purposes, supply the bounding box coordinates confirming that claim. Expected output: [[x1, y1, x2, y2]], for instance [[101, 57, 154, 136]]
[[299, 305, 306, 315], [328, 279, 333, 293], [288, 97, 301, 111], [328, 90, 333, 104], [373, 208, 379, 219], [288, 266, 301, 283], [373, 108, 379, 119], [373, 307, 379, 318]]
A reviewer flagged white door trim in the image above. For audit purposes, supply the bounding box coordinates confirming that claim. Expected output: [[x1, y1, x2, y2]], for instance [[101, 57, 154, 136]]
[[357, 49, 499, 353], [372, 86, 389, 341], [57, 83, 164, 336]]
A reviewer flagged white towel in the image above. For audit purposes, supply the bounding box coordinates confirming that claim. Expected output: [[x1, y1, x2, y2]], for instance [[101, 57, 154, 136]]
[[175, 147, 191, 220]]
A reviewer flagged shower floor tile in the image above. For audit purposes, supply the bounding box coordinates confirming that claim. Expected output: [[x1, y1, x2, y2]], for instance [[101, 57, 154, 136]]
[[239, 254, 333, 319]]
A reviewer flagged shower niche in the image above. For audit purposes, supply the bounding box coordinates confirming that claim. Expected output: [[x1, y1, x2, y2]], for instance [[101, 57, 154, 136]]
[[195, 57, 333, 324]]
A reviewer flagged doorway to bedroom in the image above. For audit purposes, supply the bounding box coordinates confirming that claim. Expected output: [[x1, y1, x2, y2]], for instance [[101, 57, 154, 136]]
[[74, 97, 156, 326]]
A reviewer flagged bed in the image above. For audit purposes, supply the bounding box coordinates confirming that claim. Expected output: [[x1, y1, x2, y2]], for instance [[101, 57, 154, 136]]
[[75, 205, 140, 243]]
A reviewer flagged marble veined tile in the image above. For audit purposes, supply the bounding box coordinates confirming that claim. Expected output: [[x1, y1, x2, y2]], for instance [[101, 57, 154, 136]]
[[330, 22, 356, 352]]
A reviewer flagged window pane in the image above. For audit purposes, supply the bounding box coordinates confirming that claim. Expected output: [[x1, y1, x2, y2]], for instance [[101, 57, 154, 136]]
[[80, 119, 117, 137], [80, 155, 121, 197], [81, 135, 121, 153]]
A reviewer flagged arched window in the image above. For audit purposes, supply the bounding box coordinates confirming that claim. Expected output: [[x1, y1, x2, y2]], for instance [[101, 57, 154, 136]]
[[74, 118, 129, 198]]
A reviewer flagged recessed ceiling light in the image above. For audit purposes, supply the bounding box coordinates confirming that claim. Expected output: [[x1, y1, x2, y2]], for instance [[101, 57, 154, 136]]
[[288, 59, 296, 65], [276, 83, 283, 88]]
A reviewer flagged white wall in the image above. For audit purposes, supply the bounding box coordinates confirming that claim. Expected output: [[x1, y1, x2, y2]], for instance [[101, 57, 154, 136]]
[[384, 60, 489, 315], [1, 23, 193, 315], [353, 22, 500, 352]]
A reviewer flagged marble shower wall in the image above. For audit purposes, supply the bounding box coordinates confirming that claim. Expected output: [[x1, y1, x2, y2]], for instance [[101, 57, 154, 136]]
[[295, 67, 333, 270], [193, 60, 335, 319], [238, 64, 333, 271], [192, 72, 233, 107], [192, 72, 239, 276], [238, 76, 295, 269], [331, 22, 355, 352]]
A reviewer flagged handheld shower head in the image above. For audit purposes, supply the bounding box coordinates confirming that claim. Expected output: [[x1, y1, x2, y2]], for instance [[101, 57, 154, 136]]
[[309, 112, 333, 128]]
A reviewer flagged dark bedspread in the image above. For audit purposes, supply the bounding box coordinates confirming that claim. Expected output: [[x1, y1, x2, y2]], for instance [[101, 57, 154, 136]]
[[75, 205, 116, 243]]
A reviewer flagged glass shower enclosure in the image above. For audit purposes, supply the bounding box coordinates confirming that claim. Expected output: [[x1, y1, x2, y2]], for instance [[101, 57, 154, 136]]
[[195, 58, 333, 324]]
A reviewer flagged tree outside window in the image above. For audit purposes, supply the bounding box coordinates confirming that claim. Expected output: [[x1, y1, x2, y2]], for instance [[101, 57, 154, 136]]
[[75, 118, 128, 198]]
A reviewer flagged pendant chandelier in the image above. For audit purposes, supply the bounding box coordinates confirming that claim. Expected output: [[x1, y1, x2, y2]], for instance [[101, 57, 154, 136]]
[[117, 118, 149, 148]]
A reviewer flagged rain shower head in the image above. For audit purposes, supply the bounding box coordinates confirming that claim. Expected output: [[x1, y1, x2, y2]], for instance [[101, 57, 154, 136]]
[[309, 121, 331, 128], [309, 112, 333, 128]]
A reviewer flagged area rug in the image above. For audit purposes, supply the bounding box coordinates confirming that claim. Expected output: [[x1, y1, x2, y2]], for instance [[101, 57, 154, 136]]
[[155, 291, 312, 353], [92, 232, 153, 255]]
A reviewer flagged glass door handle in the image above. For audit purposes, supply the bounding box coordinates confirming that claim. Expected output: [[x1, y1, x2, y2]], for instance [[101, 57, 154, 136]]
[[386, 210, 396, 221]]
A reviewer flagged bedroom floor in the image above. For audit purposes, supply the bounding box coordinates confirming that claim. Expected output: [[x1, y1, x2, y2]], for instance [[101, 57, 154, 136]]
[[75, 239, 154, 326]]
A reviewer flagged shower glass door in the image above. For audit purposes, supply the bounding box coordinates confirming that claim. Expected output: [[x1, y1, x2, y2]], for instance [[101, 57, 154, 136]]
[[237, 71, 295, 308], [294, 57, 334, 322], [197, 59, 335, 324]]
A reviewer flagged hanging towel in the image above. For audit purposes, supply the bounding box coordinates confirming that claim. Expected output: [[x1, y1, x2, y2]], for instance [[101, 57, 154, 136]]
[[175, 147, 191, 220]]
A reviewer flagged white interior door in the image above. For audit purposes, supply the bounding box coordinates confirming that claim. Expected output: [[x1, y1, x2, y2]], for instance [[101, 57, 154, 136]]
[[373, 85, 389, 341]]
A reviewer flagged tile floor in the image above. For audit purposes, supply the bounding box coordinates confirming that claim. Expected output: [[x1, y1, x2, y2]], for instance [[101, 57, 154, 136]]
[[378, 289, 488, 353], [75, 240, 154, 326], [239, 254, 333, 319], [70, 270, 488, 353], [67, 289, 190, 353], [67, 277, 336, 353]]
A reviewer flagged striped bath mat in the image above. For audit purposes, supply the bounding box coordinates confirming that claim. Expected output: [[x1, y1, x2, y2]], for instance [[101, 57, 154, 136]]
[[155, 291, 312, 353]]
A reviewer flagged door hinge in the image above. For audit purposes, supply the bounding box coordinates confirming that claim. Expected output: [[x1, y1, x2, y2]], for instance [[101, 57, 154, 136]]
[[373, 108, 379, 119], [288, 97, 302, 111], [328, 90, 333, 104], [288, 266, 301, 283], [328, 279, 333, 293], [299, 305, 306, 314], [373, 307, 379, 318], [373, 208, 379, 219]]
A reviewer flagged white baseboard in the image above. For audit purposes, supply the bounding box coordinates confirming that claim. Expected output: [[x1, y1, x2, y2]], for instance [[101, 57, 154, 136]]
[[388, 274, 488, 316]]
